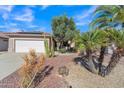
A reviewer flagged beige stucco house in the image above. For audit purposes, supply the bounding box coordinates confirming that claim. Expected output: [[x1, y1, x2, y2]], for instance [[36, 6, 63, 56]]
[[0, 32, 53, 53], [0, 33, 9, 51]]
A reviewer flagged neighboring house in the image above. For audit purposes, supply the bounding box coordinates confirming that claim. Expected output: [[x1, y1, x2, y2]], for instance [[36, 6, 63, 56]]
[[0, 33, 9, 51], [0, 32, 53, 53]]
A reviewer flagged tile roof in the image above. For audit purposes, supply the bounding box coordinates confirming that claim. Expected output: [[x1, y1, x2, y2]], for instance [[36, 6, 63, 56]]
[[0, 33, 9, 38], [0, 31, 51, 38]]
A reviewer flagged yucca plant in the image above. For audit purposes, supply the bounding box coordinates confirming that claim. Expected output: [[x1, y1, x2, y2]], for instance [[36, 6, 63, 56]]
[[19, 49, 45, 88]]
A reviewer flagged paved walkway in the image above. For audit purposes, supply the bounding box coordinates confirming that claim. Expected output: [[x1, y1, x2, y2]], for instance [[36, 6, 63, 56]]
[[0, 53, 23, 80]]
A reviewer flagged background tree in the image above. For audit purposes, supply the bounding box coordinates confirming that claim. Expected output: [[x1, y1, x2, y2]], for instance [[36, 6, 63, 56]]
[[51, 15, 78, 50], [74, 30, 84, 52]]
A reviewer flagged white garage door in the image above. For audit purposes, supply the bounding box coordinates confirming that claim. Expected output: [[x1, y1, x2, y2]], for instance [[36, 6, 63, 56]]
[[15, 40, 45, 53]]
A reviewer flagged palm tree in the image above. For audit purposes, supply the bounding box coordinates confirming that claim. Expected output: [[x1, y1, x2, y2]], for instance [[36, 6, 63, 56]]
[[90, 6, 114, 30], [111, 6, 124, 28], [90, 5, 124, 75], [106, 29, 124, 75], [90, 6, 114, 75], [81, 30, 107, 73], [90, 5, 124, 30]]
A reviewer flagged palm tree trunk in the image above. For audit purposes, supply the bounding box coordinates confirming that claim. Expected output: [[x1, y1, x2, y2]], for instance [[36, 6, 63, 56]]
[[98, 46, 106, 74], [87, 49, 98, 73], [106, 49, 121, 75]]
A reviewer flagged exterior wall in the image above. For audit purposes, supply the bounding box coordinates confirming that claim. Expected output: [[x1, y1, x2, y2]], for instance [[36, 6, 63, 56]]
[[8, 38, 14, 52], [8, 37, 51, 52], [0, 38, 8, 51]]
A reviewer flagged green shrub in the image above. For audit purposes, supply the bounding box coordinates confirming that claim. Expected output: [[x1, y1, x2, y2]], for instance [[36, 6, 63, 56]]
[[59, 48, 66, 53]]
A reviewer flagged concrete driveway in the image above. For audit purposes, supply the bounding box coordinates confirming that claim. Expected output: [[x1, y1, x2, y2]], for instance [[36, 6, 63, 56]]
[[0, 53, 23, 80]]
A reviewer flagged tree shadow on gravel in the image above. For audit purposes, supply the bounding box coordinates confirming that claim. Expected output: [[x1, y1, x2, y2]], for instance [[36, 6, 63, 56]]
[[73, 56, 108, 77], [31, 65, 54, 87], [73, 56, 93, 73]]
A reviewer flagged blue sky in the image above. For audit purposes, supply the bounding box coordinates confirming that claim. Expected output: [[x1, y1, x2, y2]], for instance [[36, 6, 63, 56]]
[[0, 5, 98, 33]]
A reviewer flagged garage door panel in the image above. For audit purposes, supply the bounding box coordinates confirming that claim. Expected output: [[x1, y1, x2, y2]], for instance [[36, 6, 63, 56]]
[[15, 40, 45, 53]]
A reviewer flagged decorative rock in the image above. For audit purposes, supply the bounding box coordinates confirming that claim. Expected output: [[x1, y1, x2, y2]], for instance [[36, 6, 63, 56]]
[[58, 66, 69, 77]]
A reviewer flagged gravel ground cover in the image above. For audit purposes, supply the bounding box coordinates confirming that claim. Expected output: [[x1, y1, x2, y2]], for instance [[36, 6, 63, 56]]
[[0, 54, 77, 88], [0, 53, 124, 88], [65, 54, 124, 88]]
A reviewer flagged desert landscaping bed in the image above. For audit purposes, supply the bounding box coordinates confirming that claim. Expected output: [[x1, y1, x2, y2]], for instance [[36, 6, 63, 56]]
[[0, 53, 124, 88]]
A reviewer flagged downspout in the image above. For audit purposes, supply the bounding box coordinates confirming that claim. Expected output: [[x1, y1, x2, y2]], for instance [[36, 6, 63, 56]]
[[51, 30, 55, 57]]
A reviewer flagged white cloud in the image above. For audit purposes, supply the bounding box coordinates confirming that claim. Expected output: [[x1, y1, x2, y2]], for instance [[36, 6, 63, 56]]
[[74, 6, 99, 26], [76, 22, 88, 26], [9, 23, 17, 26], [41, 5, 49, 10], [0, 5, 14, 20], [13, 8, 34, 22], [76, 19, 91, 26], [0, 5, 14, 12], [2, 13, 8, 20], [75, 6, 98, 20], [28, 24, 39, 28], [0, 24, 20, 32], [0, 6, 42, 32], [7, 28, 20, 32], [0, 22, 18, 31], [37, 27, 46, 31], [0, 25, 6, 28]]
